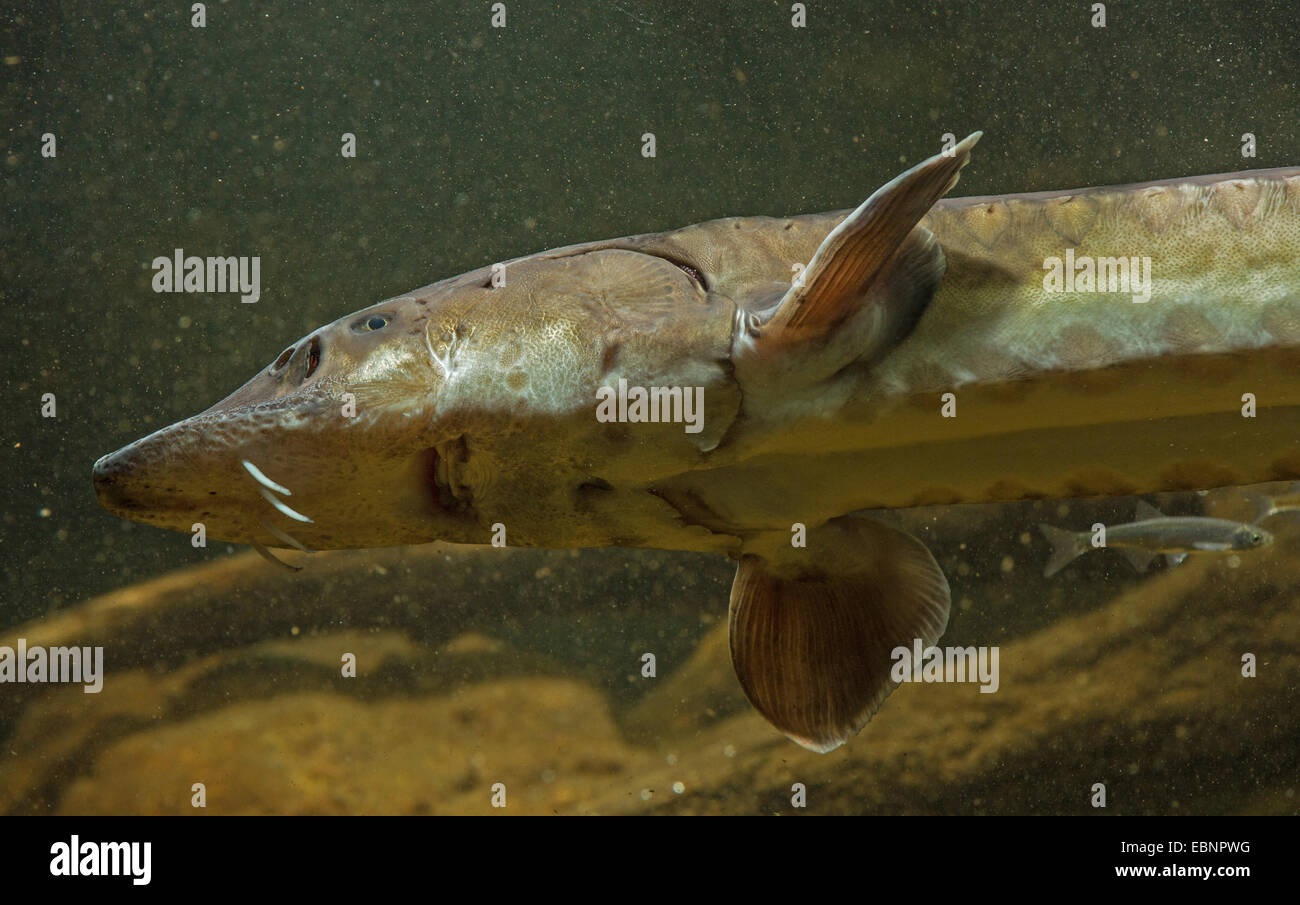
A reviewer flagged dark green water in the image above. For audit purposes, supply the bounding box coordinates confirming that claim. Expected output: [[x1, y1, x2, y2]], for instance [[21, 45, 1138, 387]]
[[2, 1, 1298, 816]]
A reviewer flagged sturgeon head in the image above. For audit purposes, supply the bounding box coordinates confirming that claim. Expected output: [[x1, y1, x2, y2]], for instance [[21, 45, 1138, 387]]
[[92, 232, 751, 553]]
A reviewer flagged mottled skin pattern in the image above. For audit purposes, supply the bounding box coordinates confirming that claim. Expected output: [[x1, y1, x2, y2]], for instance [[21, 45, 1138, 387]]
[[95, 162, 1300, 558]]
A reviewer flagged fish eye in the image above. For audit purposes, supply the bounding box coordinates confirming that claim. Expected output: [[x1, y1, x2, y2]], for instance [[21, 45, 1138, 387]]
[[354, 314, 390, 332]]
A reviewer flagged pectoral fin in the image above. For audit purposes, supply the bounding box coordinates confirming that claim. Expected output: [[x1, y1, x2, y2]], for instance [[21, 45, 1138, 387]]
[[735, 132, 980, 388], [728, 515, 951, 752]]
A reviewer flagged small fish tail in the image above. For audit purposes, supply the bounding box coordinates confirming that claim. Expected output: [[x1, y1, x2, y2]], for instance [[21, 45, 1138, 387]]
[[1039, 523, 1085, 577]]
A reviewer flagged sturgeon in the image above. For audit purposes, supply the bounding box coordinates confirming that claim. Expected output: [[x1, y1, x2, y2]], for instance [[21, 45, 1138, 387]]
[[93, 133, 1300, 752]]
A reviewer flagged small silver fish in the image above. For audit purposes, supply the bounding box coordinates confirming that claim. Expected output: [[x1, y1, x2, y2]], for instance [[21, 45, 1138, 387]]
[[1248, 482, 1300, 523], [1040, 500, 1272, 577]]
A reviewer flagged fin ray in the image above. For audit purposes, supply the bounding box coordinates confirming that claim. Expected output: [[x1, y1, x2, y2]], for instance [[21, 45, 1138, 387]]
[[767, 132, 981, 336], [734, 132, 982, 391], [728, 516, 950, 752]]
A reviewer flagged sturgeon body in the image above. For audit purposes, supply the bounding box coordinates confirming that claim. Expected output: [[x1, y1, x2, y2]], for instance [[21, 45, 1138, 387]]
[[94, 135, 1300, 751]]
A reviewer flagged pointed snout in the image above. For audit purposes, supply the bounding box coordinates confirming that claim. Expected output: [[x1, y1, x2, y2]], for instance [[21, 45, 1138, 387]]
[[91, 301, 449, 548], [92, 444, 150, 515], [92, 420, 225, 524]]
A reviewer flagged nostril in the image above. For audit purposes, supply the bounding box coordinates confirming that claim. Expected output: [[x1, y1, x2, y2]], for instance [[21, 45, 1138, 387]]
[[269, 345, 295, 374], [305, 336, 321, 378], [282, 335, 324, 383]]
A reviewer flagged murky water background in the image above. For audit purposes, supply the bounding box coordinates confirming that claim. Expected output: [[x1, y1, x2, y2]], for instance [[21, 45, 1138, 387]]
[[3, 0, 1298, 814]]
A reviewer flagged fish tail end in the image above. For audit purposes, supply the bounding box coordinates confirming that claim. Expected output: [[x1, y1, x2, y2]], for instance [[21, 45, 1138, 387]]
[[1039, 523, 1085, 578]]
